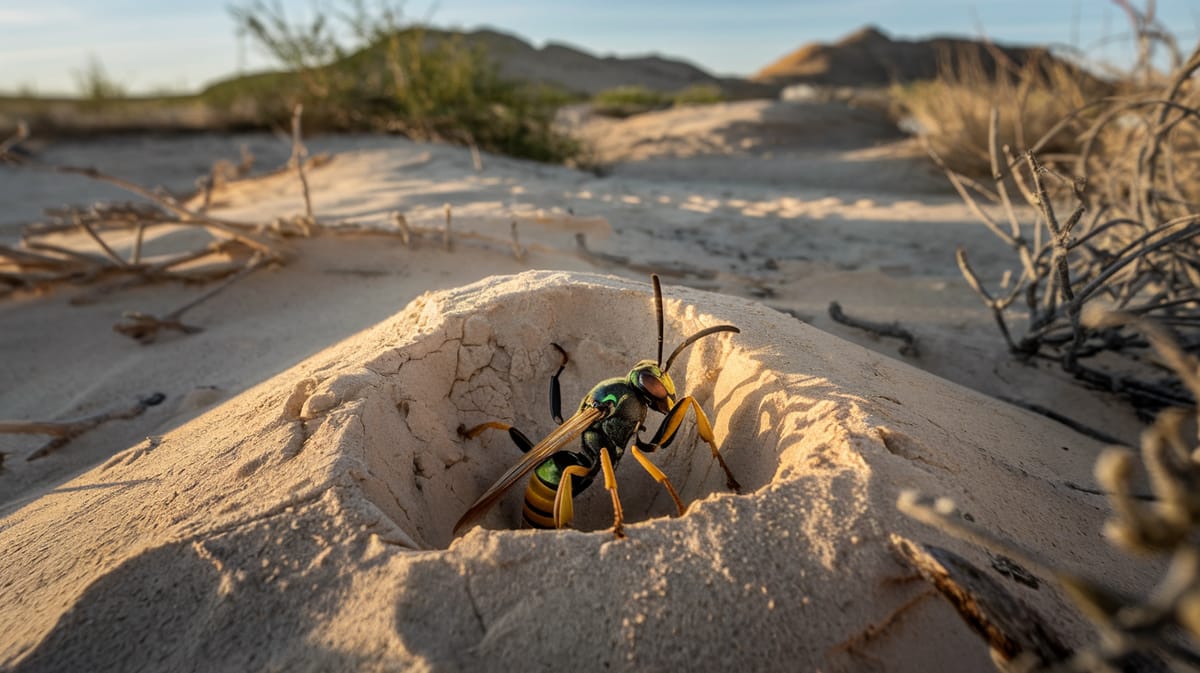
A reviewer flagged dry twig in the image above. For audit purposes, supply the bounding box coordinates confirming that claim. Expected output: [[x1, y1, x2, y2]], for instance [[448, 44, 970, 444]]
[[889, 536, 1075, 672], [828, 301, 919, 357], [290, 103, 314, 233], [0, 393, 167, 461], [114, 253, 268, 343]]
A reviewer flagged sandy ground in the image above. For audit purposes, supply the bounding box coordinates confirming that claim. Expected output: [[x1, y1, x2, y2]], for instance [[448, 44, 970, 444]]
[[0, 99, 1154, 671]]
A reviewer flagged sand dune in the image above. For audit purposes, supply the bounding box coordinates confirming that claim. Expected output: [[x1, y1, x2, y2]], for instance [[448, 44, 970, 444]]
[[0, 272, 1144, 671], [0, 100, 1157, 671]]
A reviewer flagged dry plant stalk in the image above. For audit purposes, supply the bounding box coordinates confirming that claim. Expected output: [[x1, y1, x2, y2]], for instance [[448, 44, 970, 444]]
[[290, 103, 314, 233], [0, 393, 166, 461], [888, 536, 1074, 672], [949, 42, 1200, 411], [0, 136, 288, 303], [898, 314, 1200, 671], [113, 253, 268, 343], [828, 301, 919, 357]]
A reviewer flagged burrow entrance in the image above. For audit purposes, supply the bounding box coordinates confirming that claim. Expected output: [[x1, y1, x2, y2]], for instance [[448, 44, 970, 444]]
[[347, 275, 792, 549]]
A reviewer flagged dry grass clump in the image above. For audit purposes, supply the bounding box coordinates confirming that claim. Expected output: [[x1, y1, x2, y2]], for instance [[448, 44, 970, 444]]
[[946, 35, 1200, 412], [893, 44, 1106, 177]]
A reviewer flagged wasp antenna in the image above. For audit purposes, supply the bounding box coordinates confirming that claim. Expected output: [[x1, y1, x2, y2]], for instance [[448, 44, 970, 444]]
[[663, 325, 739, 373], [653, 274, 664, 368]]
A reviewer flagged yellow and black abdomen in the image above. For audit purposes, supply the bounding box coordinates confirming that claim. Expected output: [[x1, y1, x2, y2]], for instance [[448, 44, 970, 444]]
[[521, 452, 597, 529], [521, 471, 559, 529]]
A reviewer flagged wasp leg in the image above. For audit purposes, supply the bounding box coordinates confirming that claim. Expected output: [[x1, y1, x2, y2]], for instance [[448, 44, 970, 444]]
[[599, 447, 626, 539], [550, 464, 592, 529], [644, 396, 741, 493], [460, 421, 536, 454], [549, 343, 569, 424], [629, 445, 685, 516]]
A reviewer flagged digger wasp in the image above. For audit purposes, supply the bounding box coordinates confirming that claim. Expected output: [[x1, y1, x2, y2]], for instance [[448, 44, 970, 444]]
[[454, 275, 740, 538]]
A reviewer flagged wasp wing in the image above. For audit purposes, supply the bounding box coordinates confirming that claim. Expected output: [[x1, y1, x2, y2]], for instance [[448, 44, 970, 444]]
[[453, 406, 605, 536]]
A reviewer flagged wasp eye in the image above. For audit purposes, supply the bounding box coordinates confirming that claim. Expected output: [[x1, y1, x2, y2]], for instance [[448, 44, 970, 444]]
[[638, 370, 668, 400]]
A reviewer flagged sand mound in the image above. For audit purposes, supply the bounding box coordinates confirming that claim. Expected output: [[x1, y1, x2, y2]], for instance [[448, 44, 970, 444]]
[[567, 99, 944, 192], [0, 271, 1155, 671]]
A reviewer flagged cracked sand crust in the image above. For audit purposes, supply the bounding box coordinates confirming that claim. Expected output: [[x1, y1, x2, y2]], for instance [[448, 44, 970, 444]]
[[0, 271, 1157, 672]]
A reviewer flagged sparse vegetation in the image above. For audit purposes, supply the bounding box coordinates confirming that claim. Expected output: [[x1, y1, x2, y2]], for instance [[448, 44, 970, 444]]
[[73, 56, 127, 102], [892, 45, 1107, 177], [592, 83, 727, 118], [935, 6, 1200, 413], [225, 0, 581, 162], [672, 83, 726, 106], [592, 85, 672, 117], [906, 26, 1200, 661]]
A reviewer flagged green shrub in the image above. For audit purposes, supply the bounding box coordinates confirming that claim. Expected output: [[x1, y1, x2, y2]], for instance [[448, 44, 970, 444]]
[[591, 85, 670, 117], [672, 83, 725, 106], [74, 56, 126, 102], [226, 1, 579, 163], [592, 83, 726, 118]]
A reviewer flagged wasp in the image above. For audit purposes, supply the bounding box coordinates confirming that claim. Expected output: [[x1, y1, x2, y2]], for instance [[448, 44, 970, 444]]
[[453, 275, 741, 539]]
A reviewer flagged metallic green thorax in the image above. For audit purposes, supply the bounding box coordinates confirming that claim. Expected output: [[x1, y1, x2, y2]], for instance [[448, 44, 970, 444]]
[[533, 373, 659, 495]]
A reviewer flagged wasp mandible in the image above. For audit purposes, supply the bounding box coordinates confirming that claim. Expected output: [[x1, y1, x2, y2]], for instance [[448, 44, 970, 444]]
[[453, 275, 741, 539]]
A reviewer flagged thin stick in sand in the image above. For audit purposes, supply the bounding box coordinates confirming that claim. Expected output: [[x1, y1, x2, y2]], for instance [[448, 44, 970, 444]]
[[0, 393, 167, 461]]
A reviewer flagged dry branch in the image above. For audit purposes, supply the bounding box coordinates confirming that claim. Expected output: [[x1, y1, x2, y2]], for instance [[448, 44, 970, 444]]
[[0, 122, 296, 317], [290, 103, 314, 233], [998, 396, 1130, 446], [951, 103, 1200, 408], [889, 535, 1075, 671], [114, 253, 267, 343], [828, 301, 919, 357], [0, 107, 629, 345], [0, 393, 167, 461]]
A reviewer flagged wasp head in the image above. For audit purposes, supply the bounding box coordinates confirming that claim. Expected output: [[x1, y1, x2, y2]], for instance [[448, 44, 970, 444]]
[[629, 360, 676, 414]]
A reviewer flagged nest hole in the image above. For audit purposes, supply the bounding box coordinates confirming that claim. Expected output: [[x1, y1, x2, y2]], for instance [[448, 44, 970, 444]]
[[354, 280, 789, 550]]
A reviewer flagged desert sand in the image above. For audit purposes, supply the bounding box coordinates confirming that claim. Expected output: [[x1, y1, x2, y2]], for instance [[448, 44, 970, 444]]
[[0, 100, 1155, 671]]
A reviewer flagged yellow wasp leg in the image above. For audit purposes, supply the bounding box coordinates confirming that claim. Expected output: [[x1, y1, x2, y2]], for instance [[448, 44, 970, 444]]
[[654, 396, 742, 492], [552, 465, 592, 529], [461, 421, 510, 439], [600, 448, 626, 539], [629, 445, 685, 516]]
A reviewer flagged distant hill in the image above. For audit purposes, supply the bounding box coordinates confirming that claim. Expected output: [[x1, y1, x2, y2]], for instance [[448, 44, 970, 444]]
[[203, 27, 776, 101], [459, 29, 772, 97], [754, 26, 1093, 87]]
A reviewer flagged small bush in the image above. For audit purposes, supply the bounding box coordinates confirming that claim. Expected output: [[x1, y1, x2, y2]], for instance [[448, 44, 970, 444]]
[[672, 83, 725, 106], [592, 83, 727, 118], [592, 85, 670, 117], [74, 56, 127, 102], [226, 1, 580, 163]]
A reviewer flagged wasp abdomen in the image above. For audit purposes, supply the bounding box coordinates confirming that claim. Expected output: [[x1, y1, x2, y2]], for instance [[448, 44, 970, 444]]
[[522, 472, 558, 528], [522, 453, 596, 529]]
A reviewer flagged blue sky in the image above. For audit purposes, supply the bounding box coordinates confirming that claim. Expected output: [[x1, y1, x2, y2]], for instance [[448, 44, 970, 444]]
[[1, 1, 1197, 95]]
